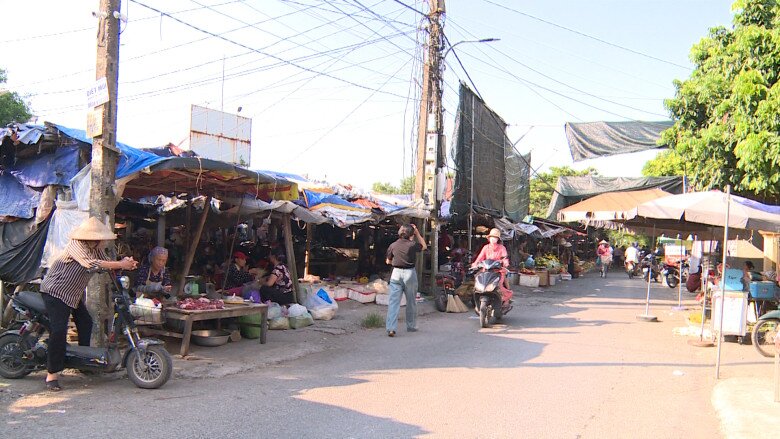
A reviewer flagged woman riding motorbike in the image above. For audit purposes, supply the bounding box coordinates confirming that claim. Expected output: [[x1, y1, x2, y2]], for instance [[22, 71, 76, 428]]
[[471, 228, 512, 310]]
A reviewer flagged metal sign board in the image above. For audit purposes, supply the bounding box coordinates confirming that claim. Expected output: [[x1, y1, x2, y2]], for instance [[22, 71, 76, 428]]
[[189, 105, 252, 166], [86, 108, 104, 138], [86, 77, 109, 109]]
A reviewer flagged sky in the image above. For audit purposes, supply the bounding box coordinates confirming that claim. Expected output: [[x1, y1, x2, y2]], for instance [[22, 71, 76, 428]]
[[1, 0, 737, 189]]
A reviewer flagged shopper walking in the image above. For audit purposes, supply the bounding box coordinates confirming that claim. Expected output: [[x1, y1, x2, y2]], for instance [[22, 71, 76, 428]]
[[385, 223, 427, 337]]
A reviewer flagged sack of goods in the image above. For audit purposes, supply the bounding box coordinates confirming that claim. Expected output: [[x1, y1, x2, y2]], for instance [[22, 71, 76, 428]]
[[268, 317, 290, 330], [306, 288, 338, 321], [289, 311, 314, 329]]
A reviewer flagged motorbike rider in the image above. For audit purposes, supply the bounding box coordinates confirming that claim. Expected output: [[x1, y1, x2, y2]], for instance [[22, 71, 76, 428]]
[[624, 242, 640, 271], [39, 217, 137, 391], [471, 228, 512, 311], [596, 240, 613, 278]]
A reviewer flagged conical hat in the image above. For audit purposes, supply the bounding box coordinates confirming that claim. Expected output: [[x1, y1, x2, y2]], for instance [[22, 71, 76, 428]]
[[69, 217, 117, 241]]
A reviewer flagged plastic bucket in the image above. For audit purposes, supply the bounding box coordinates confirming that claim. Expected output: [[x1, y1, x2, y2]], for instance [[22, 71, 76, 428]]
[[238, 313, 263, 339]]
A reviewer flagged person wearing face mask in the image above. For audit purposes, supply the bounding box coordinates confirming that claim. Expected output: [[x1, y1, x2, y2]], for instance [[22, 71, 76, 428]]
[[471, 228, 512, 309]]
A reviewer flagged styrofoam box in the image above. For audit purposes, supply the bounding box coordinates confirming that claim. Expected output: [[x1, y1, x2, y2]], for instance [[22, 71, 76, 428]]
[[519, 274, 540, 288], [348, 289, 376, 303], [560, 273, 572, 281], [549, 276, 557, 286], [333, 286, 349, 301], [375, 293, 406, 306]]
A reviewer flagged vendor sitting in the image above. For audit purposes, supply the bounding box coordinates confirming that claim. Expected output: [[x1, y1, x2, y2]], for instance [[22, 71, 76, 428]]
[[742, 261, 764, 290], [225, 251, 256, 290], [135, 246, 172, 298], [257, 250, 294, 305]]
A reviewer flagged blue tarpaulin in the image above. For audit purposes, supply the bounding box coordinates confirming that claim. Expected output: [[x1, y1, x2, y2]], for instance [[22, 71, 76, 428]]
[[300, 190, 366, 210], [0, 171, 40, 218], [9, 146, 81, 187], [52, 124, 168, 178]]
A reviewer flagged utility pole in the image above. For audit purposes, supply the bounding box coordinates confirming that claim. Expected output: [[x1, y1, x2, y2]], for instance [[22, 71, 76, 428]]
[[414, 0, 445, 294], [87, 0, 122, 346]]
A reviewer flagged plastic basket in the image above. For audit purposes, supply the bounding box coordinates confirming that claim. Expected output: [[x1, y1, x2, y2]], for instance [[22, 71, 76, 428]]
[[130, 304, 164, 325]]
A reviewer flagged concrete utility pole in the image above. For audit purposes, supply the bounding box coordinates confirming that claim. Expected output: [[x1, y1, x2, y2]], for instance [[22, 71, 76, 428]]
[[414, 0, 446, 294], [87, 0, 122, 346]]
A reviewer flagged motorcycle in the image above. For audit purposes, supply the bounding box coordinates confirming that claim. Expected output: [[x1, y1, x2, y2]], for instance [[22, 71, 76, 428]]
[[751, 309, 779, 358], [624, 260, 640, 279], [471, 259, 511, 328], [662, 261, 689, 289], [0, 270, 173, 389], [640, 252, 661, 282]]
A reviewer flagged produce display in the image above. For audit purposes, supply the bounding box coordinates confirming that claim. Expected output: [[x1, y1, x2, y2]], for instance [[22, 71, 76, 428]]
[[535, 254, 561, 269], [176, 297, 225, 310]]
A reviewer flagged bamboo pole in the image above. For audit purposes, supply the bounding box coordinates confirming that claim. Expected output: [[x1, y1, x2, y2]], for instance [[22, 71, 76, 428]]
[[175, 196, 211, 296], [716, 186, 732, 379]]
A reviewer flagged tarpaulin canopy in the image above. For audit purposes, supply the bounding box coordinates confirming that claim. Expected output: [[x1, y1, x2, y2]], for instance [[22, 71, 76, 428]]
[[557, 188, 671, 222], [9, 146, 81, 187], [565, 121, 673, 162], [0, 214, 51, 283], [546, 175, 683, 219], [0, 172, 41, 219], [121, 157, 298, 200], [51, 124, 169, 179], [633, 190, 780, 233]]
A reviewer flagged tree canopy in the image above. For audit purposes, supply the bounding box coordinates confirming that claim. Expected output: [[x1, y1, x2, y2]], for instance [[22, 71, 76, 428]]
[[641, 150, 686, 177], [660, 0, 780, 202], [529, 166, 598, 217], [372, 175, 415, 195], [0, 68, 31, 126]]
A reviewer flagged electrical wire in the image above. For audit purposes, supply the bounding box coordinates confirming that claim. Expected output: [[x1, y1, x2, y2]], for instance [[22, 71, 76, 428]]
[[128, 0, 416, 101], [482, 0, 692, 70]]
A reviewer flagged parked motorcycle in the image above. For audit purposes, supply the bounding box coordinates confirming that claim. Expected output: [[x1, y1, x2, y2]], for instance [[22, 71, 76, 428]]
[[470, 259, 511, 328], [640, 252, 661, 282], [662, 261, 689, 289], [0, 270, 173, 389], [751, 310, 779, 358]]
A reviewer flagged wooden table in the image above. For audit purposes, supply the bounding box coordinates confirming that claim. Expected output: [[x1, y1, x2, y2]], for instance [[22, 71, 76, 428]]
[[142, 303, 268, 357]]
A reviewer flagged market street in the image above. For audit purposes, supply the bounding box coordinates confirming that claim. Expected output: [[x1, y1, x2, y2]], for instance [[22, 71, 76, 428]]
[[1, 271, 776, 438]]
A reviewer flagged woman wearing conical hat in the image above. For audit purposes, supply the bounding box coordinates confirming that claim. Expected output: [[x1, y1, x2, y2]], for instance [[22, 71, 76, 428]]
[[39, 217, 138, 392]]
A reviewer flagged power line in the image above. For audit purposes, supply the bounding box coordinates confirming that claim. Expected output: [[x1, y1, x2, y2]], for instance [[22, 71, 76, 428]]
[[482, 0, 691, 70], [129, 0, 415, 101], [390, 0, 426, 16]]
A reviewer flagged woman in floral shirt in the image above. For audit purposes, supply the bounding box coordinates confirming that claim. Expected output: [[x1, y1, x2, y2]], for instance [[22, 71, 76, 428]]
[[259, 250, 294, 305]]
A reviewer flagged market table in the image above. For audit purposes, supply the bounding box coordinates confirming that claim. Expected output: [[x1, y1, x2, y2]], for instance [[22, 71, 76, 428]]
[[141, 303, 268, 357]]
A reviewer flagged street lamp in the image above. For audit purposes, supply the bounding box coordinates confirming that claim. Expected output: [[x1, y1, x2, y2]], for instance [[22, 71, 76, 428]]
[[442, 38, 500, 60]]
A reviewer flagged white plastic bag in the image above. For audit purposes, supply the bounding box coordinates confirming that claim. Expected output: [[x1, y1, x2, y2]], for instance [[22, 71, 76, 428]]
[[267, 303, 283, 320], [305, 290, 331, 310], [268, 316, 289, 330], [289, 311, 314, 329], [287, 303, 308, 318]]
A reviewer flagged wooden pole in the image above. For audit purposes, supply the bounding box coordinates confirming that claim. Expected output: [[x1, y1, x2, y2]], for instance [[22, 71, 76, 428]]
[[157, 213, 166, 247], [221, 196, 245, 291], [282, 214, 300, 303], [304, 224, 313, 277], [176, 196, 211, 296], [87, 0, 121, 347]]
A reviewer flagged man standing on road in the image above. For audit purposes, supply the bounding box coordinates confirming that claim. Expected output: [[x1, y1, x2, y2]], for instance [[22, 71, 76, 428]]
[[385, 223, 427, 337]]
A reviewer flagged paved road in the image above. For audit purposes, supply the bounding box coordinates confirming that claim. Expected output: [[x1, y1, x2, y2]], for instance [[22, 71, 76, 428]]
[[1, 272, 770, 438]]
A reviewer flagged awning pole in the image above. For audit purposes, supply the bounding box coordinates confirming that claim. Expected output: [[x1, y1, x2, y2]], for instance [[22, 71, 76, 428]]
[[176, 196, 211, 296], [715, 185, 732, 379], [637, 224, 658, 322]]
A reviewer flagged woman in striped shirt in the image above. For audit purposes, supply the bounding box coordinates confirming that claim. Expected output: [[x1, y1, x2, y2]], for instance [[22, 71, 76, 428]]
[[40, 217, 137, 391]]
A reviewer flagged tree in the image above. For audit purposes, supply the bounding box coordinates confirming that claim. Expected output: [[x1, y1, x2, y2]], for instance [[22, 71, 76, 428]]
[[529, 166, 598, 218], [371, 176, 416, 195], [641, 150, 686, 177], [0, 68, 31, 125], [661, 0, 780, 202]]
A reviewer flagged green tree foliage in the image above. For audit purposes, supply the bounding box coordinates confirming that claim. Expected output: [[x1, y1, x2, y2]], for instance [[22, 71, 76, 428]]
[[641, 150, 687, 177], [529, 166, 598, 217], [661, 0, 780, 201], [371, 176, 416, 194], [0, 68, 31, 125]]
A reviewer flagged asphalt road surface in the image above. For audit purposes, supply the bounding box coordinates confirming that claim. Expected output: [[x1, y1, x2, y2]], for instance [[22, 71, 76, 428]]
[[4, 272, 761, 438]]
